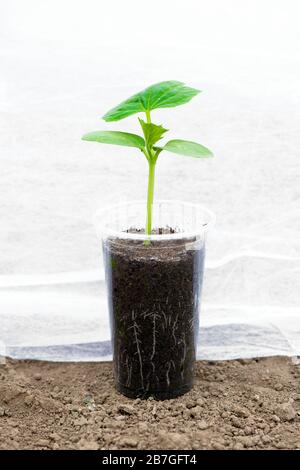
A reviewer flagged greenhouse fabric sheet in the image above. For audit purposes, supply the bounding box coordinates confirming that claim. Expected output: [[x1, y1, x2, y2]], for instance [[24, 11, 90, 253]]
[[1, 7, 299, 361]]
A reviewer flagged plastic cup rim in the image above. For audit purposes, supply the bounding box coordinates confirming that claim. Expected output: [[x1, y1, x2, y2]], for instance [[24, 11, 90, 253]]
[[93, 199, 216, 241]]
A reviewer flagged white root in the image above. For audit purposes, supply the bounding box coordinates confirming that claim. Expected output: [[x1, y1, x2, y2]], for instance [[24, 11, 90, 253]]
[[180, 332, 187, 381], [131, 310, 144, 389], [125, 355, 133, 388], [172, 314, 179, 344], [166, 361, 171, 388], [150, 312, 160, 361]]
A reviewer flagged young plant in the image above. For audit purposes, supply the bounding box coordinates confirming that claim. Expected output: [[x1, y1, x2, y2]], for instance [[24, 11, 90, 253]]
[[82, 80, 213, 237]]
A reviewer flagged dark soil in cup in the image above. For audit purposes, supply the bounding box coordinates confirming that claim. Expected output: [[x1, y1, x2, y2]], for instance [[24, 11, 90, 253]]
[[103, 229, 205, 400]]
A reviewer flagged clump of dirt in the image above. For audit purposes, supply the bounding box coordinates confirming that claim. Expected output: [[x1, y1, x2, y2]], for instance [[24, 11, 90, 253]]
[[0, 357, 300, 450]]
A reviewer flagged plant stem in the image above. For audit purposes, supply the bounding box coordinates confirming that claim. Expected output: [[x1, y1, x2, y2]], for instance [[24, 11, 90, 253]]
[[146, 109, 151, 124], [144, 108, 155, 241], [146, 160, 156, 236]]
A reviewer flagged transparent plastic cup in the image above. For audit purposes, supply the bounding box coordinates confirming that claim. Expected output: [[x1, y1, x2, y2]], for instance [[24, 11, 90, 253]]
[[94, 200, 215, 399]]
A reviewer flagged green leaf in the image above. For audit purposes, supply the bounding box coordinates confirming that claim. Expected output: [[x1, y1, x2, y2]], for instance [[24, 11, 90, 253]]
[[138, 118, 168, 147], [158, 139, 214, 158], [81, 131, 145, 150], [103, 81, 201, 122]]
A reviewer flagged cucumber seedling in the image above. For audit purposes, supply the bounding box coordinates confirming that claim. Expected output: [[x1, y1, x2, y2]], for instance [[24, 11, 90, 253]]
[[82, 80, 213, 238]]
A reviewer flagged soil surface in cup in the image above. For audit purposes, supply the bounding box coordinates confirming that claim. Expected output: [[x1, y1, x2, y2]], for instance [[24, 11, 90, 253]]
[[103, 228, 205, 399]]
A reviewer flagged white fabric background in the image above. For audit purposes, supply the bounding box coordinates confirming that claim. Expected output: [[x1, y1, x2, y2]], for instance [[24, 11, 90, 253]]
[[0, 0, 300, 360]]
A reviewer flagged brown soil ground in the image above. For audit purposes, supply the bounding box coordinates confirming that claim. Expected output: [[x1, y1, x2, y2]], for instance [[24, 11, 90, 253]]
[[0, 356, 300, 450]]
